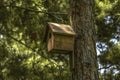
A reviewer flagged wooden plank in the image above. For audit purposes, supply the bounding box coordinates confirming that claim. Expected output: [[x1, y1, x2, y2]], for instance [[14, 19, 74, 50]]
[[48, 22, 75, 35]]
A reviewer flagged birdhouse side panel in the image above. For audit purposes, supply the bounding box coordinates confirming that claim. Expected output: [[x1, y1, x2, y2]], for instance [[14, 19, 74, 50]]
[[47, 33, 54, 52], [54, 34, 74, 51]]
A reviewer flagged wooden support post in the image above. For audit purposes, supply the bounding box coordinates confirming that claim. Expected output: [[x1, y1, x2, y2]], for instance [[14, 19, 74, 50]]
[[69, 51, 75, 80]]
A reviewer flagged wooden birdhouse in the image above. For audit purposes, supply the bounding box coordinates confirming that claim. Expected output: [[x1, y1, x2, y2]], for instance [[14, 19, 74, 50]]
[[43, 22, 75, 53]]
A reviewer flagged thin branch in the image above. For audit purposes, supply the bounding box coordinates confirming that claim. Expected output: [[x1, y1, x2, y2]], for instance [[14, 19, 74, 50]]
[[0, 31, 59, 66], [48, 13, 66, 22], [0, 31, 34, 50], [98, 65, 112, 70], [0, 25, 4, 32], [0, 5, 67, 15]]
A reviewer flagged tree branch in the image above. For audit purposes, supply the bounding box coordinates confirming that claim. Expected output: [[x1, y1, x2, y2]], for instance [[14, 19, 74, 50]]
[[0, 5, 67, 15], [98, 65, 112, 70], [0, 31, 59, 66]]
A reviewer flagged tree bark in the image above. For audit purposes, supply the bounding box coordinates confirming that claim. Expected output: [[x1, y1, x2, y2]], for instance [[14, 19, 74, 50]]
[[70, 0, 99, 80]]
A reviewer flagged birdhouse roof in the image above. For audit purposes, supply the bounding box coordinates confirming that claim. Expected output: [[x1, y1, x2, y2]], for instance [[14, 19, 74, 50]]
[[48, 22, 75, 35]]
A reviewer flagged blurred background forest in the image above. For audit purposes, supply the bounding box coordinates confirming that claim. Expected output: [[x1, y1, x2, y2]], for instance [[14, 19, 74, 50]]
[[0, 0, 120, 80]]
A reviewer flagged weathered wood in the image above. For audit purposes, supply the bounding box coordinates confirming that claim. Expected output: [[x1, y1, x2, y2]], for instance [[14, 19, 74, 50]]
[[54, 34, 74, 51], [47, 31, 54, 51], [44, 22, 75, 53], [48, 22, 75, 35]]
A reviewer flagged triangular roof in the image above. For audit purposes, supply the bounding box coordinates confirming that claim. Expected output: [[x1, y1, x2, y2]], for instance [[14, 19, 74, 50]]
[[48, 22, 75, 35], [43, 22, 75, 42]]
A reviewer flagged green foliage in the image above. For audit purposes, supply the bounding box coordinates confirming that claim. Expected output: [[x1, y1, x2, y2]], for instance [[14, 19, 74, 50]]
[[0, 0, 120, 80], [96, 0, 120, 79], [0, 0, 70, 80]]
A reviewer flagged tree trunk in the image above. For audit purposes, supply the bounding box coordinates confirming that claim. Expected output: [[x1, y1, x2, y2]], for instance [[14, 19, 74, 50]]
[[70, 0, 99, 80]]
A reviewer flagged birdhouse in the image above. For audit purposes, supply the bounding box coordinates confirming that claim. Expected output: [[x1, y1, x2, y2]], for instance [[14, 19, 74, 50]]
[[43, 22, 75, 53]]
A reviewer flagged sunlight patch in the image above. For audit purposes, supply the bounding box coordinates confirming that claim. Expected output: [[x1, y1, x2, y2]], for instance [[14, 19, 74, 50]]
[[0, 34, 3, 39]]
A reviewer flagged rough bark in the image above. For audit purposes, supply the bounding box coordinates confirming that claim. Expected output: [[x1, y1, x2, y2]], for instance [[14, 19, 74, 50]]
[[70, 0, 99, 80]]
